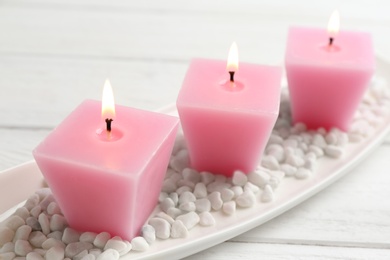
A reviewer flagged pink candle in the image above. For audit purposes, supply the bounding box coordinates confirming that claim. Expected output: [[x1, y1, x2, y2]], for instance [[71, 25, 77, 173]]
[[33, 80, 179, 240], [177, 44, 282, 177], [285, 11, 375, 131]]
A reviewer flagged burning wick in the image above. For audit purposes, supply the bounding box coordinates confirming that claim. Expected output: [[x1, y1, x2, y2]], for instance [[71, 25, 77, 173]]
[[328, 37, 334, 46], [227, 42, 238, 84], [105, 118, 113, 132], [229, 71, 235, 82]]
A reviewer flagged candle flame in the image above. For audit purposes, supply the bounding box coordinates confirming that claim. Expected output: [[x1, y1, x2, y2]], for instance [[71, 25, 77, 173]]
[[226, 42, 239, 72], [327, 10, 340, 38], [102, 79, 115, 119]]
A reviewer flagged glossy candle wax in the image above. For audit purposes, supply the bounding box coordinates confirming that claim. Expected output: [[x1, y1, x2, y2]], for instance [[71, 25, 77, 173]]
[[285, 27, 375, 131], [33, 100, 179, 240], [177, 58, 282, 177]]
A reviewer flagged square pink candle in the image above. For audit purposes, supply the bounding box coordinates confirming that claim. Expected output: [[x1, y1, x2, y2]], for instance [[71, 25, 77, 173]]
[[177, 58, 282, 177], [285, 26, 375, 131], [33, 99, 179, 240]]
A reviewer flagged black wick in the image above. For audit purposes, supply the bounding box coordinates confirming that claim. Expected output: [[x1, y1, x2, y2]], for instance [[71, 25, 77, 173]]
[[328, 37, 334, 46], [229, 71, 235, 82], [105, 118, 113, 132]]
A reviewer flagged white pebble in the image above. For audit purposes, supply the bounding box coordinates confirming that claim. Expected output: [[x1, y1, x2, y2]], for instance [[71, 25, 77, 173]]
[[118, 240, 132, 256], [161, 179, 177, 193], [261, 155, 280, 170], [13, 225, 32, 242], [221, 188, 235, 202], [266, 144, 285, 163], [39, 194, 55, 211], [156, 212, 175, 224], [200, 171, 215, 185], [286, 154, 305, 167], [37, 214, 50, 235], [24, 194, 39, 211], [244, 182, 260, 194], [96, 249, 119, 260], [74, 250, 88, 260], [160, 198, 175, 213], [148, 218, 170, 239], [50, 214, 67, 232], [261, 185, 274, 203], [79, 232, 97, 243], [199, 212, 216, 226], [0, 241, 14, 253], [182, 168, 201, 183], [26, 217, 40, 231], [295, 167, 311, 179], [93, 232, 111, 249], [158, 192, 168, 203], [268, 176, 280, 190], [0, 252, 15, 260], [179, 191, 196, 205], [14, 207, 30, 220], [208, 192, 223, 211], [62, 227, 80, 244], [170, 220, 188, 238], [291, 122, 307, 134], [325, 132, 338, 145], [47, 231, 62, 241], [42, 238, 65, 250], [308, 145, 324, 157], [30, 206, 42, 219], [169, 193, 179, 206], [167, 207, 182, 219], [131, 237, 149, 251], [222, 201, 236, 215], [232, 170, 248, 186], [81, 254, 96, 260], [195, 198, 211, 212], [214, 175, 227, 183], [177, 179, 195, 189], [193, 183, 207, 198], [0, 227, 14, 247], [141, 225, 156, 244], [179, 202, 196, 212], [230, 186, 244, 199], [65, 242, 93, 258], [26, 252, 44, 260], [28, 231, 46, 248], [3, 216, 25, 231], [268, 134, 284, 144], [170, 149, 190, 173], [88, 248, 102, 258], [46, 246, 65, 260], [32, 248, 46, 256], [248, 170, 269, 188], [236, 191, 256, 208], [283, 138, 298, 148], [206, 182, 231, 193], [304, 157, 316, 171], [176, 212, 200, 230], [104, 237, 127, 252], [324, 145, 344, 158], [176, 186, 192, 195], [312, 134, 327, 148], [14, 240, 33, 256]]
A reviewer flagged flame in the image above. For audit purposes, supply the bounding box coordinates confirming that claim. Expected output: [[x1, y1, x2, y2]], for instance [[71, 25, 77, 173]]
[[327, 10, 340, 38], [226, 42, 239, 72], [102, 79, 115, 119]]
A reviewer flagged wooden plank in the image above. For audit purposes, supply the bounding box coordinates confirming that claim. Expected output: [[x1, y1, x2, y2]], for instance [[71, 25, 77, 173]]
[[184, 241, 390, 260]]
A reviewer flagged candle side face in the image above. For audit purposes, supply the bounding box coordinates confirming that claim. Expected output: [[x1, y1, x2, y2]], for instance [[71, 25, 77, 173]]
[[177, 59, 282, 176], [177, 59, 281, 114], [285, 27, 375, 131], [33, 100, 179, 240]]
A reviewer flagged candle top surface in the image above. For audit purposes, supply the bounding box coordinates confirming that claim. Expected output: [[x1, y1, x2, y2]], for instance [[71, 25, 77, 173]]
[[177, 58, 282, 114], [33, 99, 179, 176], [285, 26, 375, 70]]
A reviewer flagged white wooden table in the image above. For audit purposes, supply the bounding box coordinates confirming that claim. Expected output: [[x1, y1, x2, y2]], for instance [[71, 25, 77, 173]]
[[1, 1, 389, 259]]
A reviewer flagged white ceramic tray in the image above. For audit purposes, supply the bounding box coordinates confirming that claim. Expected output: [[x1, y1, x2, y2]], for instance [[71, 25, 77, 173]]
[[1, 58, 389, 260]]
